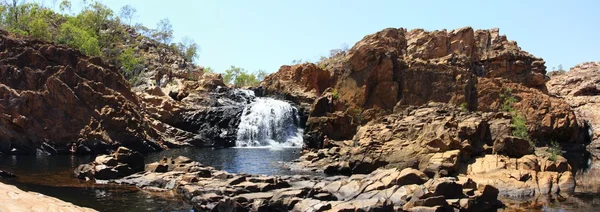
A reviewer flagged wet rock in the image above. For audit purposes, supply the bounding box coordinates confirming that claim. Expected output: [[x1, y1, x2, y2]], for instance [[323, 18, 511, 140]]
[[102, 157, 499, 212], [0, 170, 16, 179], [74, 147, 146, 180]]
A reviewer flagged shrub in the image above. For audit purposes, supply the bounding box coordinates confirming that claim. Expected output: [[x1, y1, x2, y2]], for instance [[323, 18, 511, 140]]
[[332, 89, 340, 100], [511, 113, 529, 140], [57, 21, 101, 56], [500, 88, 517, 112], [347, 107, 363, 125], [460, 102, 468, 111], [501, 87, 531, 142], [547, 140, 562, 161], [118, 47, 143, 79], [223, 66, 265, 87]]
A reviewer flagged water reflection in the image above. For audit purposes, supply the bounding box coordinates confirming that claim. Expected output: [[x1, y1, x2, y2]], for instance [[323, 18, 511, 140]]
[[145, 147, 304, 176], [0, 147, 306, 211]]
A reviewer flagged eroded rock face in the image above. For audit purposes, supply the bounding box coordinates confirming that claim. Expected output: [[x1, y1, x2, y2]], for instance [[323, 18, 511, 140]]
[[295, 103, 496, 176], [261, 63, 331, 110], [262, 27, 581, 148], [547, 62, 600, 144], [0, 30, 167, 154], [291, 103, 576, 198], [547, 62, 600, 193], [465, 154, 575, 197]]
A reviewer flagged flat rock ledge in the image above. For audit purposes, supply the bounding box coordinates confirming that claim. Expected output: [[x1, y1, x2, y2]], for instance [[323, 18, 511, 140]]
[[0, 182, 96, 212], [75, 153, 504, 212]]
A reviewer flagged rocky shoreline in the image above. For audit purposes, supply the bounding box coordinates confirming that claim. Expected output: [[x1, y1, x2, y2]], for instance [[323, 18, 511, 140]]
[[73, 149, 502, 211]]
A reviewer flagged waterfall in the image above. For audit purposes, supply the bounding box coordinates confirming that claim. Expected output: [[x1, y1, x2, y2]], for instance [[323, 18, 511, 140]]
[[236, 92, 304, 148]]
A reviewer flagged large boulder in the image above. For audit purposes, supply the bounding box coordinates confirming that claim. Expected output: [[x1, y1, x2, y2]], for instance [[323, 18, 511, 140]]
[[74, 147, 145, 180]]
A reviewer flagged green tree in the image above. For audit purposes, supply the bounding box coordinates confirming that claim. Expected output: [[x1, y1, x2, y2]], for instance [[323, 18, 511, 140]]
[[256, 69, 267, 81], [57, 21, 101, 56], [202, 67, 214, 73], [58, 0, 70, 13], [176, 37, 199, 63], [223, 65, 242, 85], [119, 4, 136, 25], [153, 18, 173, 44], [223, 66, 267, 87], [118, 47, 143, 82]]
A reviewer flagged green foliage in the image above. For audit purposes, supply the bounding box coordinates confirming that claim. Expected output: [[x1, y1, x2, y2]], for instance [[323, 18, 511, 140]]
[[347, 107, 363, 125], [176, 37, 199, 63], [317, 44, 349, 69], [501, 87, 531, 141], [460, 102, 468, 112], [332, 89, 340, 100], [118, 47, 142, 75], [256, 69, 267, 82], [119, 4, 136, 25], [203, 67, 214, 73], [57, 21, 101, 56], [511, 113, 530, 140], [500, 88, 517, 112], [223, 66, 241, 85], [223, 66, 267, 87], [59, 0, 71, 13], [0, 1, 199, 84], [547, 140, 562, 161], [234, 72, 260, 87], [547, 64, 567, 77], [1, 2, 56, 40], [153, 18, 173, 44]]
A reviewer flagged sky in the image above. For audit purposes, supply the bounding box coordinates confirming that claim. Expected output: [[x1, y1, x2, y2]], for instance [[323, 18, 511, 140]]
[[42, 0, 600, 74]]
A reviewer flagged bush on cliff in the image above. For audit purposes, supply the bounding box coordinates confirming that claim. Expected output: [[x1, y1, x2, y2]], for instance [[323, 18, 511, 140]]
[[0, 0, 200, 82], [501, 88, 531, 142]]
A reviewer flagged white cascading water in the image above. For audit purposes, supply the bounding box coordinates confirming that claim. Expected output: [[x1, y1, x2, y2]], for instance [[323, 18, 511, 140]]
[[236, 90, 304, 148]]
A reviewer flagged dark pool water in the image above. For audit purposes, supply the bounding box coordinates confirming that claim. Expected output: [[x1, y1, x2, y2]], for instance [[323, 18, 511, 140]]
[[0, 147, 302, 212]]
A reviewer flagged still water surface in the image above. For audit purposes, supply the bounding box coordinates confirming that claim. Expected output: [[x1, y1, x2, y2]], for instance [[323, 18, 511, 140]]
[[0, 147, 302, 211]]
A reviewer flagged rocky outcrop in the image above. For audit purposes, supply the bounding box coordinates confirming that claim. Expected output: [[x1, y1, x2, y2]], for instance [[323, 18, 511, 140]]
[[547, 62, 600, 193], [0, 182, 96, 212], [291, 103, 576, 198], [0, 28, 255, 153], [464, 154, 575, 197], [0, 29, 169, 154], [262, 27, 582, 148], [74, 147, 145, 180], [261, 63, 331, 109], [109, 158, 502, 212], [547, 62, 599, 144]]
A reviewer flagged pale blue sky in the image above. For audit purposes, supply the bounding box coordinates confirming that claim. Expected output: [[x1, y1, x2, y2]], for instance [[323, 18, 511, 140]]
[[56, 0, 600, 73]]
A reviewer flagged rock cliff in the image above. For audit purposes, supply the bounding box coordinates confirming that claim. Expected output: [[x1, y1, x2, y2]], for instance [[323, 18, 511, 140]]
[[547, 62, 600, 193], [262, 27, 587, 199], [262, 27, 583, 148], [0, 28, 254, 154], [0, 30, 169, 154]]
